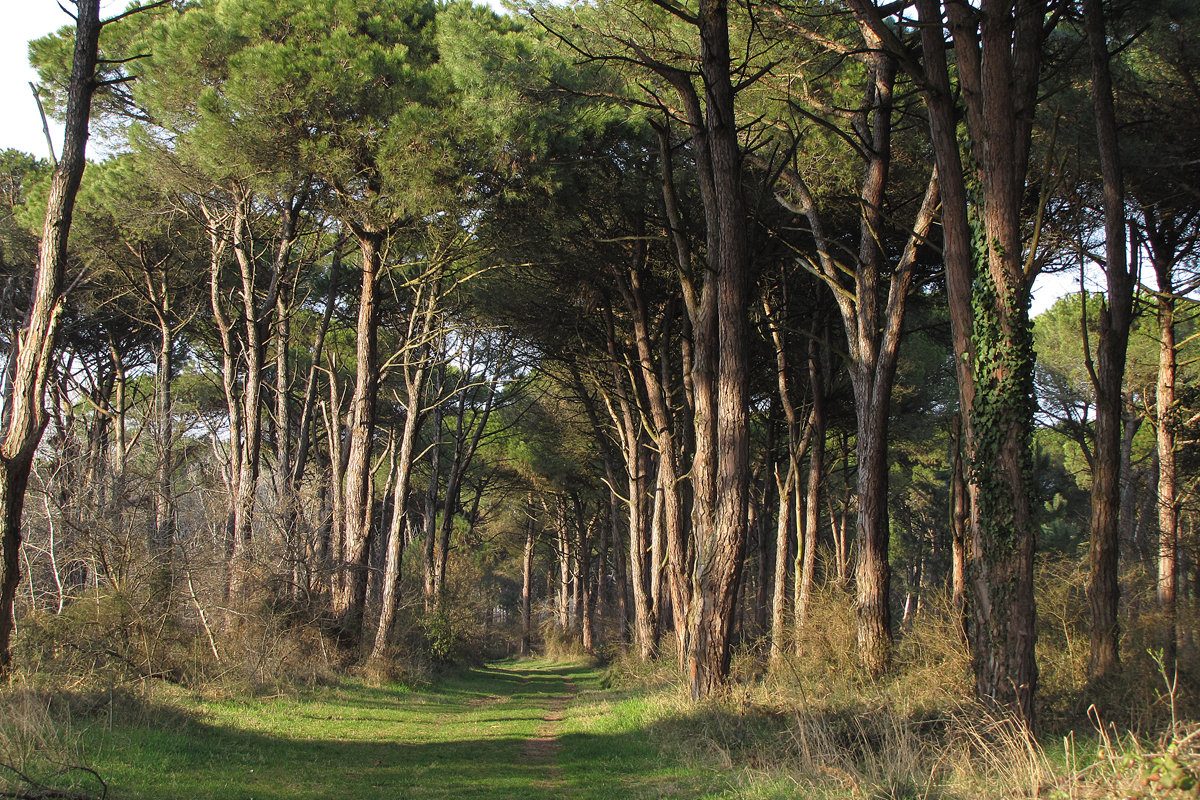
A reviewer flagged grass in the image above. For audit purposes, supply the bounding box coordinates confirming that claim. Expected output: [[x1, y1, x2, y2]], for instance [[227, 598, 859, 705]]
[[9, 582, 1198, 800], [55, 660, 733, 800]]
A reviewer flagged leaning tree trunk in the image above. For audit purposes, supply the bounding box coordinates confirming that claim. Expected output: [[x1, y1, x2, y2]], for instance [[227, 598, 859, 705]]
[[0, 0, 101, 676], [369, 284, 437, 661]]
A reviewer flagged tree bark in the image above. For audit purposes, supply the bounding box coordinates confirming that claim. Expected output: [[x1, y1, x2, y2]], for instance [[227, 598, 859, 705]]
[[661, 0, 752, 702], [335, 226, 384, 643], [950, 414, 969, 642], [521, 497, 536, 656], [851, 0, 1047, 725], [369, 283, 437, 661], [796, 334, 825, 636], [1084, 0, 1133, 681], [1148, 219, 1179, 664], [602, 306, 657, 659], [0, 0, 102, 676]]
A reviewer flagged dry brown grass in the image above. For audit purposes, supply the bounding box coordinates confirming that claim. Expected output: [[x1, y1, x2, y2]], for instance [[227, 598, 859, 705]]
[[0, 686, 107, 799], [610, 572, 1200, 800]]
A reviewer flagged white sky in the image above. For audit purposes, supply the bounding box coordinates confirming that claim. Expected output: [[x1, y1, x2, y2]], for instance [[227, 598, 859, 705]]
[[1, 1, 81, 159], [3, 1, 1076, 313]]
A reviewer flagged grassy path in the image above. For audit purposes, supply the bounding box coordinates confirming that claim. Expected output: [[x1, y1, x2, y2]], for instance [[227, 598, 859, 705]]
[[84, 660, 714, 800]]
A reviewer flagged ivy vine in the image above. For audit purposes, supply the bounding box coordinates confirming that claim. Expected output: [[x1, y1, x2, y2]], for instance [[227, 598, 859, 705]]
[[967, 207, 1037, 563]]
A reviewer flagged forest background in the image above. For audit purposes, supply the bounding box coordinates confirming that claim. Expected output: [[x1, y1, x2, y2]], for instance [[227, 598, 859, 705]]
[[1, 0, 1200, 796]]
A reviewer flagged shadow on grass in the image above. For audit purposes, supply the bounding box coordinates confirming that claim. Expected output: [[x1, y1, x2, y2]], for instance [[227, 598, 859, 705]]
[[82, 662, 704, 800]]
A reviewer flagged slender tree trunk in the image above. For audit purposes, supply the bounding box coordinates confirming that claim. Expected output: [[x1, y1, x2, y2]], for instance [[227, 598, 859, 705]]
[[422, 360, 445, 604], [433, 341, 500, 604], [1084, 0, 1133, 681], [151, 312, 174, 567], [770, 459, 796, 666], [369, 287, 437, 660], [229, 207, 267, 593], [335, 227, 384, 643], [950, 415, 969, 641], [557, 507, 570, 634], [288, 241, 341, 595], [796, 337, 825, 634], [322, 360, 347, 598], [763, 287, 806, 667], [0, 0, 101, 676], [576, 495, 596, 653], [521, 497, 536, 656], [603, 307, 656, 659], [1152, 238, 1179, 664]]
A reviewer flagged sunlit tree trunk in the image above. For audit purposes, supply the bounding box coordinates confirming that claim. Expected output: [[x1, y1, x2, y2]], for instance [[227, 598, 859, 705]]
[[335, 226, 384, 642], [369, 283, 437, 660], [1147, 219, 1179, 664], [796, 335, 825, 635], [0, 0, 101, 676], [520, 496, 536, 656]]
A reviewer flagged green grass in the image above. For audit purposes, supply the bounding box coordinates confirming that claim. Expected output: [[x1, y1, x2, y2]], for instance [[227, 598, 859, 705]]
[[76, 660, 729, 799]]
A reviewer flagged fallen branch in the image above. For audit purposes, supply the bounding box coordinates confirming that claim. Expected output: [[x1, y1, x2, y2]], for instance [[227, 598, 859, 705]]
[[0, 762, 107, 800]]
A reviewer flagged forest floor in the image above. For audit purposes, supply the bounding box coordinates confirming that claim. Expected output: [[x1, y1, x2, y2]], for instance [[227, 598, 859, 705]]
[[15, 645, 1193, 799], [71, 659, 734, 800]]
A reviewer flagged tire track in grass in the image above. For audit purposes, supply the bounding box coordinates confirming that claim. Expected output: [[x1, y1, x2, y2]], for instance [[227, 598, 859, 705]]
[[519, 668, 578, 796]]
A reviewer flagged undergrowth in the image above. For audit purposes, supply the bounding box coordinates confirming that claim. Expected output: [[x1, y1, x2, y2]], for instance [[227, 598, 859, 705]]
[[5, 554, 1199, 799]]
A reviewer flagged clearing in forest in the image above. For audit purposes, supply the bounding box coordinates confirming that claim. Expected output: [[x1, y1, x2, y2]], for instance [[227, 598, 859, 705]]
[[83, 659, 715, 800]]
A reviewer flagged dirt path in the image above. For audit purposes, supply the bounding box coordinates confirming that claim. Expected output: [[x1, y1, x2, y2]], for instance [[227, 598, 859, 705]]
[[518, 670, 578, 794]]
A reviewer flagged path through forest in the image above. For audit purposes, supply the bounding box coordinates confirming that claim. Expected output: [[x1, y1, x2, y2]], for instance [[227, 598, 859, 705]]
[[83, 659, 705, 800]]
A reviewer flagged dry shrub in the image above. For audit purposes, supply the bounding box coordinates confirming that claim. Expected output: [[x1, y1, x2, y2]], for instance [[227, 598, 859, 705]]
[[628, 587, 1061, 799], [1036, 555, 1200, 733], [0, 687, 105, 799], [539, 606, 590, 661]]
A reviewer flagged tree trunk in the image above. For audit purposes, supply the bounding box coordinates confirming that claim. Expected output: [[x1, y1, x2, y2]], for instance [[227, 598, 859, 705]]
[[369, 284, 437, 660], [0, 0, 101, 676], [849, 0, 1046, 725], [603, 306, 657, 659], [756, 42, 937, 676], [422, 359, 445, 604], [1151, 232, 1179, 664], [678, 0, 751, 702], [150, 308, 174, 567], [576, 494, 596, 653], [521, 497, 536, 656], [1084, 0, 1133, 681], [796, 336, 825, 635], [432, 336, 500, 605], [922, 0, 1044, 726], [288, 239, 341, 596], [335, 227, 384, 643], [950, 415, 969, 641], [762, 286, 807, 667], [770, 458, 796, 666]]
